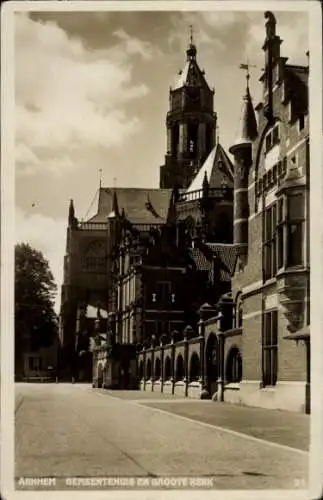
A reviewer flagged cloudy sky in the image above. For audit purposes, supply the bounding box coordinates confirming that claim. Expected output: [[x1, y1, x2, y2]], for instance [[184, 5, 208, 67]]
[[13, 4, 309, 311]]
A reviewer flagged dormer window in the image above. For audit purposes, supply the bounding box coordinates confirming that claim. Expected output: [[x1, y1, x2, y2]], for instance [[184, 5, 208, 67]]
[[265, 134, 272, 153], [272, 124, 280, 146], [281, 80, 286, 102], [298, 114, 305, 132]]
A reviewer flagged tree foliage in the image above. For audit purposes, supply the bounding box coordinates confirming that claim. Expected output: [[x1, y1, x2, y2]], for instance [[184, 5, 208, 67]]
[[15, 243, 58, 352]]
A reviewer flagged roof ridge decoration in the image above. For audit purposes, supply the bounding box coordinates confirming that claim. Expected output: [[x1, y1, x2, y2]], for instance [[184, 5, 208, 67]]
[[145, 193, 163, 219]]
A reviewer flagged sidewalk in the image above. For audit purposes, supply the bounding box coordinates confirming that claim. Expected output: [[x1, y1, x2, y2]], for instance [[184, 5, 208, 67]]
[[139, 399, 310, 452]]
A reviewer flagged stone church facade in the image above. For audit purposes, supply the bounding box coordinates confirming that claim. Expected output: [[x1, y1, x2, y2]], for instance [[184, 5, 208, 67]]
[[59, 12, 310, 413]]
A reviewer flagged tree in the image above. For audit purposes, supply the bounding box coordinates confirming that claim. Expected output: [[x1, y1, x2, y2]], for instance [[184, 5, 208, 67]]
[[15, 243, 58, 376]]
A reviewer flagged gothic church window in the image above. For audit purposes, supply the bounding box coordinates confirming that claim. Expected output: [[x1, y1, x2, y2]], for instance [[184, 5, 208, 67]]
[[83, 241, 106, 273]]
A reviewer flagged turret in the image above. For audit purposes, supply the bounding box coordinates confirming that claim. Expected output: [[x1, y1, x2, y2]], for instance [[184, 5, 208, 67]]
[[229, 70, 258, 261], [261, 11, 282, 123], [159, 26, 217, 189], [68, 199, 77, 228]]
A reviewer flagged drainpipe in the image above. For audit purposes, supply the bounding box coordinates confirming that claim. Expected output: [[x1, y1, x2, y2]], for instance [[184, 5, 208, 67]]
[[199, 325, 205, 390], [171, 332, 175, 395], [183, 329, 189, 397], [217, 312, 225, 402], [305, 338, 311, 414], [151, 335, 155, 392], [143, 347, 146, 391], [160, 338, 164, 393]]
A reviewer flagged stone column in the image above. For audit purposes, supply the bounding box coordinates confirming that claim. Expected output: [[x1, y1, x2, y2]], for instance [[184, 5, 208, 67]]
[[183, 330, 189, 397], [171, 333, 175, 395], [198, 122, 206, 158]]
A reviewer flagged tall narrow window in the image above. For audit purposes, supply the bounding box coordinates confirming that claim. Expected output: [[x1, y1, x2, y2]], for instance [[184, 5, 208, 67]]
[[264, 203, 277, 280], [262, 310, 278, 386], [298, 114, 305, 132], [286, 194, 304, 267], [272, 124, 280, 146], [277, 197, 284, 269]]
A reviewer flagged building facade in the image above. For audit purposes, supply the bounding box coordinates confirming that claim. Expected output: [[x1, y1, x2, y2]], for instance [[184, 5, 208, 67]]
[[60, 12, 310, 413], [135, 12, 310, 414]]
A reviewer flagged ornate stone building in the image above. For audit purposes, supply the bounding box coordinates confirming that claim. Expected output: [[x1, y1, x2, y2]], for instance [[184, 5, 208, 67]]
[[137, 12, 310, 414], [60, 12, 310, 414]]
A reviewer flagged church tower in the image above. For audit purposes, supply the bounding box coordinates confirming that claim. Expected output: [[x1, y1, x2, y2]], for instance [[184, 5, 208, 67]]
[[160, 28, 217, 189]]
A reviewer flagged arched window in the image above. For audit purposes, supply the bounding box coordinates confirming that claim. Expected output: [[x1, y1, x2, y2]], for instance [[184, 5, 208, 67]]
[[189, 352, 200, 382], [164, 356, 171, 380], [146, 359, 152, 380], [206, 333, 218, 383], [83, 240, 106, 273], [226, 347, 242, 383], [155, 358, 161, 380], [175, 354, 184, 381]]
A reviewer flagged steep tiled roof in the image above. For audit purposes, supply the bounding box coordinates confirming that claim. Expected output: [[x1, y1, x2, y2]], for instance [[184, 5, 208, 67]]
[[87, 188, 173, 225], [188, 242, 237, 282], [186, 143, 234, 195], [205, 243, 238, 279], [229, 85, 258, 153], [173, 58, 210, 91]]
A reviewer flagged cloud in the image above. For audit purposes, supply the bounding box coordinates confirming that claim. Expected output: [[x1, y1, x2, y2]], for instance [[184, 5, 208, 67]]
[[15, 207, 66, 313], [113, 28, 157, 60], [15, 13, 152, 177]]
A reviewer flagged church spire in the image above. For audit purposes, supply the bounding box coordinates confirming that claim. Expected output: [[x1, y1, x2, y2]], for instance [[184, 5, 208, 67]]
[[230, 65, 258, 153], [186, 24, 197, 60], [68, 199, 75, 227]]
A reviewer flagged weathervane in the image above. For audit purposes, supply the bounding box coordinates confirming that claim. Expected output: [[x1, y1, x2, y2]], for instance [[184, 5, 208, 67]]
[[99, 168, 102, 188], [239, 60, 257, 87], [189, 24, 194, 45]]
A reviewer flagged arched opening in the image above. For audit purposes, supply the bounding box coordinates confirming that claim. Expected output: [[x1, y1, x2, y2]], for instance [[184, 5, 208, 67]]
[[189, 352, 200, 382], [175, 354, 184, 381], [155, 358, 161, 380], [171, 125, 179, 157], [146, 359, 152, 380], [226, 347, 242, 383], [164, 356, 171, 380], [206, 333, 218, 394], [138, 360, 144, 380]]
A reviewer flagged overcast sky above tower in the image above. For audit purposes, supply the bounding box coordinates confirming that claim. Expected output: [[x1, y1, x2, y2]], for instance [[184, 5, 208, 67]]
[[14, 7, 309, 310]]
